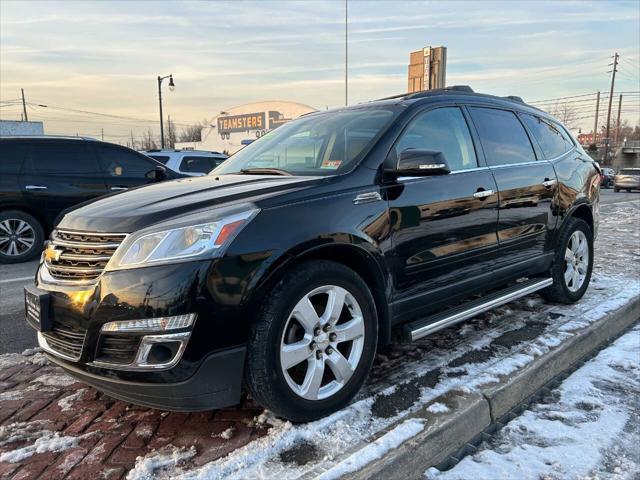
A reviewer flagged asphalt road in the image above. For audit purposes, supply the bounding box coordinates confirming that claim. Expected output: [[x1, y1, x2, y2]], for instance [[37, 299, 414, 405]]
[[0, 188, 637, 354]]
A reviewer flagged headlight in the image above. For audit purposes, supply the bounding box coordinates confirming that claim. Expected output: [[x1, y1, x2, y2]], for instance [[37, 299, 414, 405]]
[[106, 205, 258, 270]]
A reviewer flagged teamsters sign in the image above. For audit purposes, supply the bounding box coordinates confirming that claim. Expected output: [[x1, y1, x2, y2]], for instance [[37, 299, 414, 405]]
[[217, 113, 266, 134]]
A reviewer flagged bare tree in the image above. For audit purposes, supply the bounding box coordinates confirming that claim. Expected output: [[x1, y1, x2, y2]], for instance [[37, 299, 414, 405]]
[[178, 120, 207, 143], [165, 118, 177, 149], [139, 129, 159, 150], [548, 102, 578, 130]]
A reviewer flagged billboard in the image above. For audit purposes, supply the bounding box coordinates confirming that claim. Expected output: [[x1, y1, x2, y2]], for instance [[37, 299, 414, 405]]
[[217, 113, 266, 136]]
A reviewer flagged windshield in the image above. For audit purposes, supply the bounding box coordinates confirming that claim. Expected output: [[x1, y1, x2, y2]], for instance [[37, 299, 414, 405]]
[[212, 108, 397, 176]]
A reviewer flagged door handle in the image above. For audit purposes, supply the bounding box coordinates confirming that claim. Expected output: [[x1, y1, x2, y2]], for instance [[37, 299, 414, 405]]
[[110, 186, 128, 191], [353, 192, 382, 205], [473, 189, 494, 199], [542, 179, 557, 188], [25, 185, 47, 190]]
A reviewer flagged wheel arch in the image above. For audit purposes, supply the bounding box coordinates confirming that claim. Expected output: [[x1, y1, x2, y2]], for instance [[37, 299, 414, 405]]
[[567, 203, 594, 233], [250, 242, 392, 348]]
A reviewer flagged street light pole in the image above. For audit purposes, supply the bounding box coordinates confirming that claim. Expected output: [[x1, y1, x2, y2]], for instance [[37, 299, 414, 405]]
[[157, 74, 175, 149]]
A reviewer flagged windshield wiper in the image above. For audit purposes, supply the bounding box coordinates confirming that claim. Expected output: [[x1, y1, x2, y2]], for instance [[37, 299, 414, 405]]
[[239, 168, 293, 176]]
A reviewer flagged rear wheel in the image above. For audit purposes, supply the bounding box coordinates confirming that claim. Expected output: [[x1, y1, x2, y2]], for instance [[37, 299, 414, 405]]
[[245, 260, 378, 422], [614, 187, 620, 192], [0, 211, 44, 264], [542, 217, 593, 304]]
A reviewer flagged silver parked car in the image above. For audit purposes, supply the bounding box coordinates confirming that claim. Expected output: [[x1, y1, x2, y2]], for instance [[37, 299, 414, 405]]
[[142, 149, 228, 176], [613, 168, 640, 192]]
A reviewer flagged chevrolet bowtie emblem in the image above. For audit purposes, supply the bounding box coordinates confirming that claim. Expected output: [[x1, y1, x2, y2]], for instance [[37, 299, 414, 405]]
[[44, 245, 62, 262]]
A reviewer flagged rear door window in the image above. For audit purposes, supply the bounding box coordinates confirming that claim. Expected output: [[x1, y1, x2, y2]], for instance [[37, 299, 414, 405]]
[[468, 107, 537, 166], [27, 143, 98, 174], [0, 143, 29, 174], [179, 156, 216, 174], [96, 145, 155, 178], [520, 113, 574, 159]]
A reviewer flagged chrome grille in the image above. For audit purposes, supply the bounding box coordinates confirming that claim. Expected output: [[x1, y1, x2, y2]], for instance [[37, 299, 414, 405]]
[[45, 229, 127, 283], [41, 321, 87, 361]]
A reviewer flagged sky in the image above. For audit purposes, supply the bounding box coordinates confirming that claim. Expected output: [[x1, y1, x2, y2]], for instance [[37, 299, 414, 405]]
[[0, 0, 639, 143]]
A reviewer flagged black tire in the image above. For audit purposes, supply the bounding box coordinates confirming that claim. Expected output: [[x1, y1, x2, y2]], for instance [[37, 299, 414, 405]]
[[542, 217, 593, 304], [614, 188, 620, 192], [245, 260, 378, 422], [627, 189, 632, 193], [0, 210, 44, 264]]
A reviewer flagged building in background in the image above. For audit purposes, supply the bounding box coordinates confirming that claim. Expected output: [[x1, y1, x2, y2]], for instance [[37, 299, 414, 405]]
[[408, 46, 447, 93], [0, 120, 44, 136], [175, 100, 316, 154]]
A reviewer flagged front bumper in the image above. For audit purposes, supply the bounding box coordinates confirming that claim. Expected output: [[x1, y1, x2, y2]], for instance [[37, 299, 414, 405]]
[[45, 346, 246, 411]]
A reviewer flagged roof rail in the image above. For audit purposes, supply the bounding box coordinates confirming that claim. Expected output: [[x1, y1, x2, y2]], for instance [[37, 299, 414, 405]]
[[377, 85, 475, 102], [504, 95, 525, 103]]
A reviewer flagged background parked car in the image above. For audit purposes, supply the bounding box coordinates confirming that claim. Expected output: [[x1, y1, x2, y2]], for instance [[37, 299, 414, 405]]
[[613, 167, 640, 192], [142, 149, 228, 176], [0, 136, 181, 263], [600, 167, 616, 188]]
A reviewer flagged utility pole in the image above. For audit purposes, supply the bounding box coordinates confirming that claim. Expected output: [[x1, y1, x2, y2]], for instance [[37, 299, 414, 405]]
[[604, 52, 619, 164], [21, 88, 28, 121], [614, 94, 623, 147], [344, 0, 348, 106], [130, 130, 135, 149], [101, 128, 104, 141], [592, 90, 600, 144]]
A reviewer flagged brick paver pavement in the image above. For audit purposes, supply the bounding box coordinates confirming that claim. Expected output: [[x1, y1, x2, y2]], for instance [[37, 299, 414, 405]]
[[0, 352, 269, 479]]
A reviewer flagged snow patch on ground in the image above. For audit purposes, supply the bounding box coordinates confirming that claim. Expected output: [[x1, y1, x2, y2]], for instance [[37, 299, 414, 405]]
[[0, 353, 27, 370], [126, 445, 196, 480], [426, 402, 450, 414], [0, 430, 90, 463], [32, 372, 77, 387], [318, 419, 425, 480], [427, 325, 640, 480], [58, 388, 86, 412]]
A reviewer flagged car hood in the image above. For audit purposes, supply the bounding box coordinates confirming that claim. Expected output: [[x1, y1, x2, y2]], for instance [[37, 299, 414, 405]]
[[57, 174, 321, 232]]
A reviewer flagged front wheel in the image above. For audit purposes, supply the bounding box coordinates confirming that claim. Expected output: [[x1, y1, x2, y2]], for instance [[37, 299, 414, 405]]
[[542, 217, 593, 304], [245, 260, 378, 422]]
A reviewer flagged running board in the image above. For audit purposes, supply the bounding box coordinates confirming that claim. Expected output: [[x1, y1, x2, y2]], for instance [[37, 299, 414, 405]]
[[402, 278, 553, 342]]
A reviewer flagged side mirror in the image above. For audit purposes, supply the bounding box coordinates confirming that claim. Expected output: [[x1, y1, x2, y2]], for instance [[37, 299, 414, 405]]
[[145, 165, 168, 181], [388, 149, 451, 176]]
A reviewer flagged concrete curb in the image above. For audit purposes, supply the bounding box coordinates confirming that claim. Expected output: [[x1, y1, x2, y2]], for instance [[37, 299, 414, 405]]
[[345, 296, 640, 480]]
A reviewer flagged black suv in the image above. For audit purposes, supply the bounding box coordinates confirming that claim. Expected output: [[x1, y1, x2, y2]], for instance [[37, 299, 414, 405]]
[[25, 87, 600, 421], [0, 136, 178, 263]]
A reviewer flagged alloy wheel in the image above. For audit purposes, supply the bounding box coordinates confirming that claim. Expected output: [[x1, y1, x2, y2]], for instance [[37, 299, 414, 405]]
[[280, 285, 365, 400], [0, 219, 35, 257], [564, 230, 589, 292]]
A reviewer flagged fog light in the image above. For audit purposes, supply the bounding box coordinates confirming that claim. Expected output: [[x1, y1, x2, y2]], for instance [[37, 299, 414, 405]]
[[101, 314, 196, 333], [133, 332, 191, 370], [148, 343, 177, 363]]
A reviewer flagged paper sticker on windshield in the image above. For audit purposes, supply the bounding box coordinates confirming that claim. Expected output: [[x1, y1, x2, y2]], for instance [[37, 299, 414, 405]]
[[321, 160, 342, 170]]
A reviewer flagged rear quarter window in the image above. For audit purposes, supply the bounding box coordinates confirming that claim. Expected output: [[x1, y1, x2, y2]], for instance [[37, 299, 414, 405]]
[[520, 113, 574, 159]]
